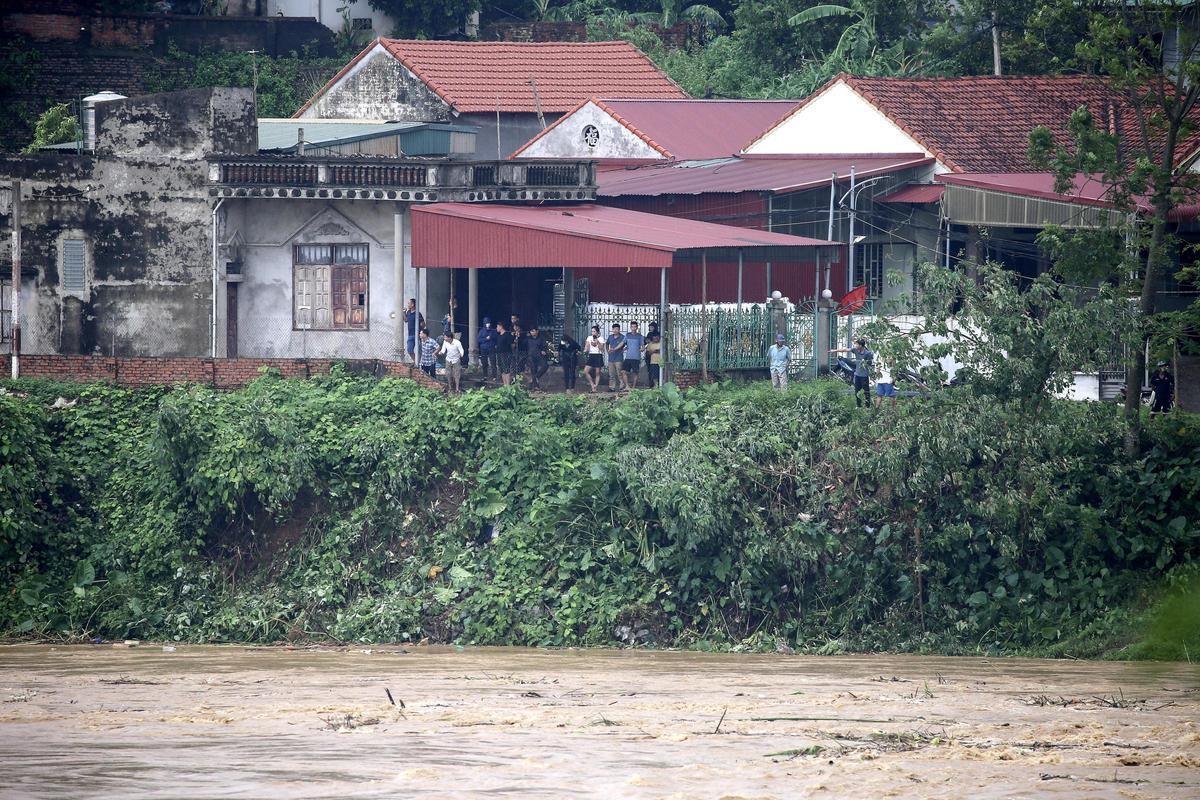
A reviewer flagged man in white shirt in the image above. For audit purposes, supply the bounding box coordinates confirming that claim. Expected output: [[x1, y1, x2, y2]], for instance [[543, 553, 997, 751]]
[[437, 332, 465, 394]]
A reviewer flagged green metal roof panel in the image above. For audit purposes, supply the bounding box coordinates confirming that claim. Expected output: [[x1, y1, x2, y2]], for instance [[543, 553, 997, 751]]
[[257, 120, 424, 151]]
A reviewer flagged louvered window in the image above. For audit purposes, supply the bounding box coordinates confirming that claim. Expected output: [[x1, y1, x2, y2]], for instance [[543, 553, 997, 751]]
[[62, 239, 87, 294], [293, 244, 368, 330]]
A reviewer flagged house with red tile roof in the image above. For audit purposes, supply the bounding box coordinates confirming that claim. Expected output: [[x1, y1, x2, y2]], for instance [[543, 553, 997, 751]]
[[743, 73, 1200, 174], [510, 98, 800, 161], [294, 39, 687, 162]]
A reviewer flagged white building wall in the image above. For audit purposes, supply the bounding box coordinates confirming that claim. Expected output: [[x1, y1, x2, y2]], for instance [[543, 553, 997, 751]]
[[231, 199, 410, 359], [516, 102, 664, 160], [745, 81, 948, 175], [269, 0, 395, 36]]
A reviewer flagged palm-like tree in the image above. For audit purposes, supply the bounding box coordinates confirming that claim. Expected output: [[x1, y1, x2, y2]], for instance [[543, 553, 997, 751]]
[[634, 1, 726, 31], [789, 1, 880, 65]]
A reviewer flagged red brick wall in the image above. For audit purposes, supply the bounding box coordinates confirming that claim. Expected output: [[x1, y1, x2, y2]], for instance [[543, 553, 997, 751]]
[[670, 370, 715, 391], [1, 355, 442, 391]]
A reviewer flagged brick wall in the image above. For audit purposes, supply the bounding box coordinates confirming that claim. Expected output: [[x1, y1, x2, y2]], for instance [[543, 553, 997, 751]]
[[1, 355, 442, 391], [670, 370, 715, 391]]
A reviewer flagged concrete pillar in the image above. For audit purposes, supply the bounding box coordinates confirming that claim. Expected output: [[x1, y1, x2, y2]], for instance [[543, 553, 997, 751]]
[[468, 267, 479, 367], [563, 267, 575, 340], [394, 207, 405, 354], [659, 265, 669, 385]]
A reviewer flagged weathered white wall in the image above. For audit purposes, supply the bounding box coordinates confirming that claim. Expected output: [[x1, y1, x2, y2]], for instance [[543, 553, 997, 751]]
[[232, 199, 408, 359], [745, 81, 945, 173], [515, 101, 663, 160], [298, 44, 453, 122], [270, 0, 395, 36]]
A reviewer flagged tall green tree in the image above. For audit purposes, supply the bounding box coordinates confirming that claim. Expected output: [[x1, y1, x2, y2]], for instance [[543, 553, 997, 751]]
[[1028, 1, 1200, 434], [367, 0, 481, 37]]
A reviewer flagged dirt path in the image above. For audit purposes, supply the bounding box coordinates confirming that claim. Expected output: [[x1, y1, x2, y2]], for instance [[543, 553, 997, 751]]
[[1, 645, 1198, 798]]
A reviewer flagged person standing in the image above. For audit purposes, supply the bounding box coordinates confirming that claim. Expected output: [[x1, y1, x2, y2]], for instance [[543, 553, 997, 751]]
[[496, 321, 514, 386], [558, 332, 581, 391], [525, 325, 550, 389], [583, 325, 605, 393], [831, 338, 874, 407], [645, 327, 662, 388], [404, 299, 424, 363], [1150, 363, 1175, 413], [511, 323, 526, 382], [767, 334, 789, 391], [623, 321, 645, 389], [477, 317, 499, 382], [437, 332, 465, 394], [417, 328, 439, 381], [606, 323, 627, 391]]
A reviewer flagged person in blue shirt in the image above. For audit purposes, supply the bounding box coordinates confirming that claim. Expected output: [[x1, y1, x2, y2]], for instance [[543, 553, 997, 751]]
[[477, 317, 499, 383], [623, 321, 645, 388], [404, 298, 424, 363], [606, 323, 627, 391], [768, 333, 790, 391]]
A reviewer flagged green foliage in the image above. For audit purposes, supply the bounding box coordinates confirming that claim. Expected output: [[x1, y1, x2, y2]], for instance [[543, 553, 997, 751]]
[[21, 103, 81, 154], [144, 45, 347, 119], [0, 371, 1196, 658], [367, 0, 482, 37]]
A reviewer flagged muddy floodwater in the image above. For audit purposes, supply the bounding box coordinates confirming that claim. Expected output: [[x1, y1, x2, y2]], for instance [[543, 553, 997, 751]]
[[1, 646, 1198, 799]]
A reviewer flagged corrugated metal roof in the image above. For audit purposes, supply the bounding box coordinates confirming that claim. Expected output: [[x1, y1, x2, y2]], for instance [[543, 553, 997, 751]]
[[512, 98, 800, 160], [879, 184, 945, 203], [257, 120, 423, 151], [597, 154, 931, 197], [935, 172, 1138, 208], [412, 203, 836, 270]]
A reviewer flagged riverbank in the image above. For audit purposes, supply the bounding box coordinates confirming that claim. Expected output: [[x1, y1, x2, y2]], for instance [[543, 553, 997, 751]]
[[1, 372, 1198, 657], [1, 644, 1198, 799]]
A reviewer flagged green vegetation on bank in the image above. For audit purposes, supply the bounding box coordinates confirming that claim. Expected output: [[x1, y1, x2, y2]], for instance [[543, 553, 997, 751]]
[[2, 373, 1197, 658]]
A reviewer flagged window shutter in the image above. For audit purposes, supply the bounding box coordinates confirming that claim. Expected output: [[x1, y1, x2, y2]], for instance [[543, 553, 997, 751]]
[[62, 239, 86, 293]]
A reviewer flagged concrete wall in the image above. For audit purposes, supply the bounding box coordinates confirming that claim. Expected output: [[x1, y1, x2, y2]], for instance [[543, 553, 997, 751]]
[[514, 101, 662, 160], [269, 0, 396, 37], [298, 44, 453, 122], [462, 111, 559, 163], [229, 198, 409, 359], [0, 88, 256, 357]]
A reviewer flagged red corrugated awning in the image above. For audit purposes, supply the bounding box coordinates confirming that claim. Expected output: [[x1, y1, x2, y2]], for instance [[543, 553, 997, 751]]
[[879, 184, 945, 204], [411, 203, 837, 269]]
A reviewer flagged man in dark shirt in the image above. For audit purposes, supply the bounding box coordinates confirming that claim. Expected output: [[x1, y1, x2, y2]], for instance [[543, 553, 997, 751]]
[[525, 326, 550, 389], [1151, 364, 1175, 413], [496, 321, 515, 386], [558, 333, 582, 391], [606, 323, 627, 391], [831, 338, 874, 408], [477, 317, 499, 383]]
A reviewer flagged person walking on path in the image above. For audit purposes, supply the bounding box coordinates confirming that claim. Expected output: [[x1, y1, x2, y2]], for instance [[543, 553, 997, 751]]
[[831, 338, 874, 407], [623, 321, 645, 389], [606, 323, 627, 391], [768, 334, 789, 391], [1150, 363, 1175, 413], [525, 325, 550, 389], [558, 332, 581, 391], [496, 321, 514, 386], [437, 332, 465, 394], [583, 325, 605, 393], [645, 327, 662, 388], [477, 317, 499, 382], [404, 299, 424, 363], [417, 328, 439, 381], [874, 360, 897, 408]]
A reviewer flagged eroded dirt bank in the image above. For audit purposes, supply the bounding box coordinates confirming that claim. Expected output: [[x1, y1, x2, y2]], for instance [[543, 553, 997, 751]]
[[0, 645, 1198, 799]]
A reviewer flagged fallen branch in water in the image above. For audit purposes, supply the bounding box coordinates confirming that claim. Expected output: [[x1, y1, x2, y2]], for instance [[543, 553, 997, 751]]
[[714, 708, 727, 734]]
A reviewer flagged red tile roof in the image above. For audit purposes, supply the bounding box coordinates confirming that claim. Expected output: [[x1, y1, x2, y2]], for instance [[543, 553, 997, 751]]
[[382, 39, 686, 114], [597, 154, 931, 197], [513, 99, 801, 160], [749, 74, 1200, 174]]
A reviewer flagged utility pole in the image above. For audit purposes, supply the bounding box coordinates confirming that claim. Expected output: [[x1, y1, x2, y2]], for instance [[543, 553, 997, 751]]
[[529, 78, 547, 130], [991, 10, 1002, 76], [10, 179, 20, 379]]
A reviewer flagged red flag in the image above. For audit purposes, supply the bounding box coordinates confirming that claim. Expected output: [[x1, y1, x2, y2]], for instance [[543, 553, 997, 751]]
[[838, 285, 867, 316]]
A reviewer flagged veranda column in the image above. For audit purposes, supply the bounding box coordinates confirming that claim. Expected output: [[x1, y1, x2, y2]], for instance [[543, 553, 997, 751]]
[[700, 251, 708, 382], [563, 267, 575, 339], [468, 266, 479, 368], [393, 207, 405, 355], [660, 265, 669, 385]]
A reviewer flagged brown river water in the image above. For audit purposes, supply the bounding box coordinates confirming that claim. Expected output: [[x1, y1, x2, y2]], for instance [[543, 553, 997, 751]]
[[0, 644, 1198, 799]]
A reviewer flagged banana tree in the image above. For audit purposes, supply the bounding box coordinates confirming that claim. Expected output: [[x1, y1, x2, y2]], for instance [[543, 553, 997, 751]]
[[634, 0, 726, 31], [789, 1, 880, 65]]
